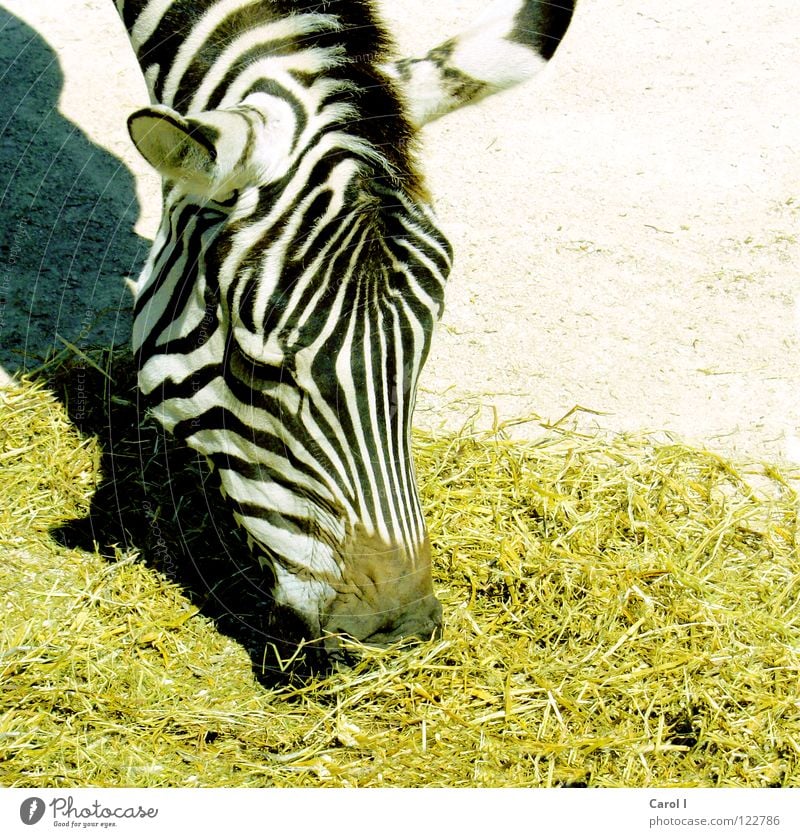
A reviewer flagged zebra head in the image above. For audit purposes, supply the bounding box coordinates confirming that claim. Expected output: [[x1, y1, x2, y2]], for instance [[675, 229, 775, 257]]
[[128, 87, 451, 652], [120, 0, 573, 658]]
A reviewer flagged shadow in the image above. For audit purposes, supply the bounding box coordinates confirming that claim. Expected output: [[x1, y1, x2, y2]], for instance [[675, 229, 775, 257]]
[[45, 349, 324, 687], [0, 10, 319, 684], [0, 9, 144, 371]]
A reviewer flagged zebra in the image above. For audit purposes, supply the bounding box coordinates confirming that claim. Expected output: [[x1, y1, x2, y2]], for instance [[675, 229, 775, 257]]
[[112, 0, 574, 659]]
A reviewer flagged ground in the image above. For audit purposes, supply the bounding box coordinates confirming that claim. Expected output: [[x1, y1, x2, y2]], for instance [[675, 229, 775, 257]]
[[1, 0, 798, 465]]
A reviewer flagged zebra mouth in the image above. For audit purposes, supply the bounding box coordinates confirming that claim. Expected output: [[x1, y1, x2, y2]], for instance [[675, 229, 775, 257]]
[[361, 600, 444, 647], [320, 592, 443, 654]]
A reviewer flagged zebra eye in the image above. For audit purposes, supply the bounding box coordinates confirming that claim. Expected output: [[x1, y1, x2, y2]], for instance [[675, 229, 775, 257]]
[[225, 340, 295, 389]]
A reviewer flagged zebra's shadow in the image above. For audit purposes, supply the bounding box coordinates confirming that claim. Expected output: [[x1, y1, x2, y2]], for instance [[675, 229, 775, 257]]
[[47, 349, 319, 687], [0, 9, 143, 371], [0, 9, 313, 684]]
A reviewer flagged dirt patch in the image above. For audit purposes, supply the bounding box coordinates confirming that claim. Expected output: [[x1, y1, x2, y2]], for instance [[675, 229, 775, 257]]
[[1, 0, 798, 464]]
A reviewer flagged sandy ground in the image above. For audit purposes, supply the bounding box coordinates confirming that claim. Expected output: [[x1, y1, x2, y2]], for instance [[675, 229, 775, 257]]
[[1, 0, 798, 465]]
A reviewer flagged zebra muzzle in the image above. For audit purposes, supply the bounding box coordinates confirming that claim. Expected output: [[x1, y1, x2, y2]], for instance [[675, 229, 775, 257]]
[[320, 531, 442, 650]]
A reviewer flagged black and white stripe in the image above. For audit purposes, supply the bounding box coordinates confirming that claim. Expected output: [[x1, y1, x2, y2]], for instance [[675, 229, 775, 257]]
[[113, 0, 573, 650]]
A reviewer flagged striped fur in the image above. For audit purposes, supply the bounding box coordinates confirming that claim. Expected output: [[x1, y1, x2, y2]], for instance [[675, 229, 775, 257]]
[[114, 0, 573, 654]]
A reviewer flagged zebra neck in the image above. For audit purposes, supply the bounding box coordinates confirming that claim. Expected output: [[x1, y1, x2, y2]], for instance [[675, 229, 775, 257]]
[[115, 1, 424, 198], [118, 2, 337, 109]]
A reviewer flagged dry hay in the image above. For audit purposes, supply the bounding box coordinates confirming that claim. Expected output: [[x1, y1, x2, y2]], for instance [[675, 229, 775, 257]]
[[1, 364, 799, 788]]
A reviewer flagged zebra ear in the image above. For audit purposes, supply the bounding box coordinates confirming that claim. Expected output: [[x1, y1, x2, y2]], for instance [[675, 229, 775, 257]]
[[127, 105, 219, 186], [386, 0, 574, 127]]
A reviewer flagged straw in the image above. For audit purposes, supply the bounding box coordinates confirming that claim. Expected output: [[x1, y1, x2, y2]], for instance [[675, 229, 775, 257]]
[[1, 357, 798, 787]]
